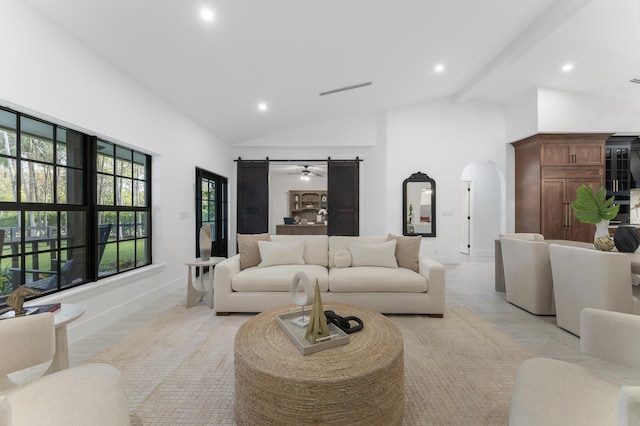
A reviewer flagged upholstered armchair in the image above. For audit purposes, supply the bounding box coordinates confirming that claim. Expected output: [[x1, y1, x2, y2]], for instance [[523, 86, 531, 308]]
[[499, 236, 555, 315], [0, 313, 130, 425], [510, 308, 640, 425], [549, 244, 640, 336]]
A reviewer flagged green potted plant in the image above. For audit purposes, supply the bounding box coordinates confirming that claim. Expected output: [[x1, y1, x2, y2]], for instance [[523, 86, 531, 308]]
[[571, 184, 619, 248]]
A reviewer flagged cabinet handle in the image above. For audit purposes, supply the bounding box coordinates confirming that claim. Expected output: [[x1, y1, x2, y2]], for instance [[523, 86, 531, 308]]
[[567, 203, 571, 227]]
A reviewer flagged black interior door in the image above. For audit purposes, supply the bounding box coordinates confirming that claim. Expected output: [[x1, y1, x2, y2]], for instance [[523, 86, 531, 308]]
[[237, 160, 269, 234], [327, 160, 359, 236]]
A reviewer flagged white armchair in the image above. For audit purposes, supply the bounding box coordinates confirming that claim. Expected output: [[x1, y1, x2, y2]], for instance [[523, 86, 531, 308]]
[[0, 313, 130, 425], [500, 236, 555, 315], [549, 244, 640, 336], [510, 308, 640, 425]]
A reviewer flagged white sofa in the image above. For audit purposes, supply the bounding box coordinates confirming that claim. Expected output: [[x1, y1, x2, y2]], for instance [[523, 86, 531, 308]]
[[213, 234, 445, 316]]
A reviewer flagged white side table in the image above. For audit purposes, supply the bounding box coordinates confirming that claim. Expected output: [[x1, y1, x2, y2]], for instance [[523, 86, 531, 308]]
[[48, 303, 85, 373], [185, 257, 226, 309]]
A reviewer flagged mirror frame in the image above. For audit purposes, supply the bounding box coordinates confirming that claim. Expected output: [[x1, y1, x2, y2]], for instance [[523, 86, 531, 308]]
[[403, 172, 436, 237]]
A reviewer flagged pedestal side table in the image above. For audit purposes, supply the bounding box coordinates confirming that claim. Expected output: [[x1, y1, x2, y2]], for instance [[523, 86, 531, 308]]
[[48, 303, 85, 373], [185, 257, 226, 308]]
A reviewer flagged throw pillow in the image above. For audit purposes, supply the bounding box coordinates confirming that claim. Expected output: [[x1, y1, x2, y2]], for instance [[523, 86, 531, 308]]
[[387, 234, 421, 272], [334, 249, 352, 268], [237, 233, 271, 270], [349, 240, 398, 268], [257, 241, 305, 267]]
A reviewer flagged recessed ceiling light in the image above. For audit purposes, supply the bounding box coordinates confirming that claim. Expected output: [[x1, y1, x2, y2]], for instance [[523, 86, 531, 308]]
[[258, 102, 268, 112], [434, 64, 445, 73], [200, 8, 215, 22], [562, 63, 574, 72]]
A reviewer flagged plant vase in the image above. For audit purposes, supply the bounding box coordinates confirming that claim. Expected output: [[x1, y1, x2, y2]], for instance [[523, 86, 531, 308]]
[[593, 220, 614, 251]]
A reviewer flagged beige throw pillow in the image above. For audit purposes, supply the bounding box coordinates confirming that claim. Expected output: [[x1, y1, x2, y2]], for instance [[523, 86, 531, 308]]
[[334, 249, 352, 268], [237, 233, 271, 270], [387, 234, 421, 272], [257, 241, 305, 267], [349, 240, 398, 268]]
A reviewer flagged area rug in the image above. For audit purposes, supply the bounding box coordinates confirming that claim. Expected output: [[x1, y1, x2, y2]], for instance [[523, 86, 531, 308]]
[[90, 305, 535, 425]]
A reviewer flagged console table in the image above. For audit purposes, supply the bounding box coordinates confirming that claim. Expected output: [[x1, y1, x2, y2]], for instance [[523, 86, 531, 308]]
[[234, 302, 404, 425]]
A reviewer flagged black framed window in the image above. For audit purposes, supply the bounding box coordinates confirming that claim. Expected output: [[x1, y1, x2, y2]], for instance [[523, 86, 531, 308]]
[[0, 106, 152, 304]]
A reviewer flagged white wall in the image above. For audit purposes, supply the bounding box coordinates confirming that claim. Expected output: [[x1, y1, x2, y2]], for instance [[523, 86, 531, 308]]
[[537, 88, 640, 133], [0, 0, 233, 342]]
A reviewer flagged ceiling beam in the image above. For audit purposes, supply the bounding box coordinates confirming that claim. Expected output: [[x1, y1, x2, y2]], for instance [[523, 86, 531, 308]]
[[453, 0, 593, 104]]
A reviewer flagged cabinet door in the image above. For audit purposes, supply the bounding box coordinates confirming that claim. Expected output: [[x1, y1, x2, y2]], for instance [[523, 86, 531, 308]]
[[541, 144, 571, 166], [573, 144, 604, 165], [565, 178, 601, 242], [541, 179, 567, 239]]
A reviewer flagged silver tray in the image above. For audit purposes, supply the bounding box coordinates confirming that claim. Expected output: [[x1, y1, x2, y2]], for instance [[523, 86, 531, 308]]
[[276, 309, 350, 355]]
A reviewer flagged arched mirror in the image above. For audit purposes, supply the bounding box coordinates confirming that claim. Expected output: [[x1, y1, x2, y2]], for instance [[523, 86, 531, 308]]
[[403, 172, 436, 237]]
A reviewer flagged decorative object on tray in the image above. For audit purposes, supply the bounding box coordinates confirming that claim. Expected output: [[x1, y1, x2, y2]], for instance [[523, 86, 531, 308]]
[[199, 225, 212, 261], [6, 285, 41, 316], [594, 236, 615, 251], [325, 310, 364, 334], [305, 281, 330, 344], [571, 184, 619, 249], [613, 225, 640, 253], [290, 271, 314, 327], [0, 302, 61, 319]]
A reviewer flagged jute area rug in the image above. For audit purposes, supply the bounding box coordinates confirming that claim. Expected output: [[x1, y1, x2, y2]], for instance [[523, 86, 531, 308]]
[[90, 305, 535, 425]]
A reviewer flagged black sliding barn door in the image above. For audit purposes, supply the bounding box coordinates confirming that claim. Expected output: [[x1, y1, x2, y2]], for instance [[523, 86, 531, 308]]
[[237, 160, 269, 234], [327, 160, 359, 236]]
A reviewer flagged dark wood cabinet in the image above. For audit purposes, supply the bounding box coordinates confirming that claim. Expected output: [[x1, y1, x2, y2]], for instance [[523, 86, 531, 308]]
[[513, 134, 609, 242]]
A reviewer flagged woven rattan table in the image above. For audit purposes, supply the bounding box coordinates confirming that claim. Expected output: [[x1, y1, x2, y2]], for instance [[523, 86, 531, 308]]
[[234, 302, 404, 425]]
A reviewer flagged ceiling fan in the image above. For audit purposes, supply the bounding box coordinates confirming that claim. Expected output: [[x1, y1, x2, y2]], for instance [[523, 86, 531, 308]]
[[288, 165, 324, 180]]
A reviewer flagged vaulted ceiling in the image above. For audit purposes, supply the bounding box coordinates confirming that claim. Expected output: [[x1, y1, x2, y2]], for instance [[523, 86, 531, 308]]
[[23, 0, 640, 144]]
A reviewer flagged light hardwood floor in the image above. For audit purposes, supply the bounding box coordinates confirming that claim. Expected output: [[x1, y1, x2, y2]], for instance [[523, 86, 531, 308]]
[[69, 255, 640, 383]]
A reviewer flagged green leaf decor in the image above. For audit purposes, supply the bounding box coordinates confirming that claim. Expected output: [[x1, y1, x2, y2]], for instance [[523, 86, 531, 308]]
[[571, 184, 620, 224]]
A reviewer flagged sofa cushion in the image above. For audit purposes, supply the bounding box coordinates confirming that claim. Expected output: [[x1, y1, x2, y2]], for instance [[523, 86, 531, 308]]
[[387, 234, 421, 272], [334, 249, 352, 268], [329, 267, 427, 293], [238, 233, 271, 270], [271, 235, 328, 266], [257, 241, 305, 267], [329, 236, 387, 268], [349, 240, 398, 268], [232, 265, 329, 292]]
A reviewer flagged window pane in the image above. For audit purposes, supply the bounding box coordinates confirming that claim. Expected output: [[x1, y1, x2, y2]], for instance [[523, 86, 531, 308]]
[[98, 212, 117, 242], [118, 240, 135, 271], [98, 242, 116, 277], [133, 180, 146, 207], [0, 157, 17, 202], [116, 177, 132, 206], [136, 238, 149, 267], [120, 211, 135, 240], [97, 173, 114, 205], [0, 109, 17, 156], [20, 118, 53, 163], [24, 211, 57, 253], [57, 168, 84, 205], [57, 128, 84, 168], [133, 152, 146, 179], [0, 256, 20, 299], [60, 247, 86, 289], [136, 212, 148, 238], [21, 161, 54, 203], [115, 146, 132, 177], [97, 140, 114, 173], [0, 211, 21, 255]]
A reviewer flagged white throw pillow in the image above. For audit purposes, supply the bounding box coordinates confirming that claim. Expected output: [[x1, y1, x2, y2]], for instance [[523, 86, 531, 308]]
[[257, 241, 305, 267], [334, 249, 352, 268], [349, 240, 398, 268]]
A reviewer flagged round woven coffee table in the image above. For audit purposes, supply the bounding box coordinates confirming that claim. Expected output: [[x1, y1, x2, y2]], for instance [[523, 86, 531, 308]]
[[234, 302, 404, 425]]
